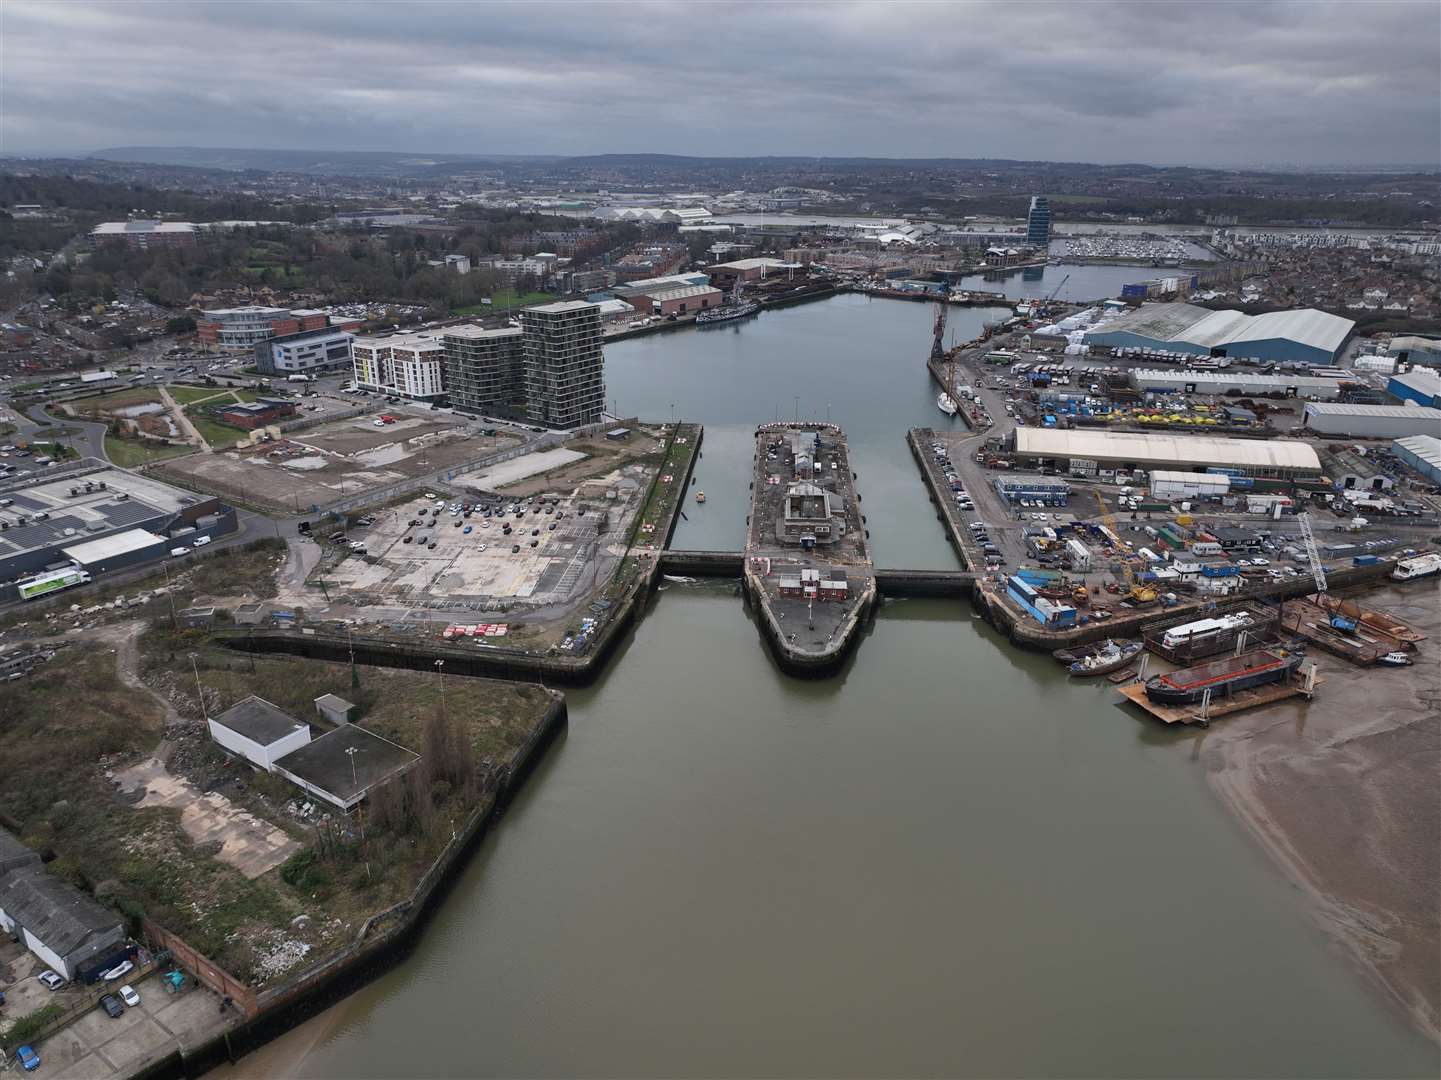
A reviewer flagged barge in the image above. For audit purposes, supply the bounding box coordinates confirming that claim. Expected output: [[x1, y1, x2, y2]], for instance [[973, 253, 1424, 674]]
[[744, 422, 876, 676], [1145, 646, 1306, 706]]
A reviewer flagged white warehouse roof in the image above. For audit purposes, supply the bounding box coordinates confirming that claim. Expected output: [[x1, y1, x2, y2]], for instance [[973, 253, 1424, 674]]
[[61, 528, 166, 565], [1303, 402, 1441, 420], [1014, 427, 1322, 472], [1087, 303, 1354, 356], [1393, 435, 1441, 472]]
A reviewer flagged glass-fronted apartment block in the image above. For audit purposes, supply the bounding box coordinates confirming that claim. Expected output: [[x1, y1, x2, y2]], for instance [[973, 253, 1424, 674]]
[[441, 325, 524, 414], [519, 302, 605, 428]]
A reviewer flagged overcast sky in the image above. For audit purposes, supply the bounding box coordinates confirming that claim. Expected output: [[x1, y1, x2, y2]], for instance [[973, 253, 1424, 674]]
[[3, 0, 1437, 168]]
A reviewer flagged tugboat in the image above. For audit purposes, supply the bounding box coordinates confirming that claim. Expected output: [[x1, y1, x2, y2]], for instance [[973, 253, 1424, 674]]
[[1376, 651, 1412, 667], [1068, 638, 1143, 677], [1145, 647, 1305, 705]]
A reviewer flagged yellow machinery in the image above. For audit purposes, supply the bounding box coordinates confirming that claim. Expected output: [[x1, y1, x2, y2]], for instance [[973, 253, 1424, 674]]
[[1093, 491, 1157, 605]]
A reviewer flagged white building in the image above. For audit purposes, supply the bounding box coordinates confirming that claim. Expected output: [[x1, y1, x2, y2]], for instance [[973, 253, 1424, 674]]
[[257, 327, 354, 376], [207, 695, 313, 771], [351, 331, 445, 400]]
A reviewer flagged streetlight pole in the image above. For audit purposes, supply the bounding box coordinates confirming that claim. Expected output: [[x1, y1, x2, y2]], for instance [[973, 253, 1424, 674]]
[[434, 659, 446, 721], [189, 654, 207, 720]]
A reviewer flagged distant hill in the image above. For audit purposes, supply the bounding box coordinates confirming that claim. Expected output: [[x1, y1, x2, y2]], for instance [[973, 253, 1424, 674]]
[[90, 146, 559, 176]]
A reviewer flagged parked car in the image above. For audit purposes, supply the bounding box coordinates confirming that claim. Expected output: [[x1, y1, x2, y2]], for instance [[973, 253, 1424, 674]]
[[100, 993, 124, 1018], [15, 1044, 40, 1071], [37, 970, 65, 990], [119, 985, 140, 1007]]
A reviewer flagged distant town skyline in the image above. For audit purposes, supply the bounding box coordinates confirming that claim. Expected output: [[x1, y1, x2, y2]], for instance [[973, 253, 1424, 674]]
[[3, 0, 1438, 169]]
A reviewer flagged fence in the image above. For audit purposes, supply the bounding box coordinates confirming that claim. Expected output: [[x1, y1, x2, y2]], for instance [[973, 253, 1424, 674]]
[[143, 919, 259, 1018]]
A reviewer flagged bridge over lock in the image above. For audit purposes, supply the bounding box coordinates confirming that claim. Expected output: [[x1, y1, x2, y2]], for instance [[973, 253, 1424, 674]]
[[656, 550, 977, 598]]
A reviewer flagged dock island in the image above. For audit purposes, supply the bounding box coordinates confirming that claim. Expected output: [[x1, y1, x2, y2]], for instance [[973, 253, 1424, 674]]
[[744, 422, 877, 675]]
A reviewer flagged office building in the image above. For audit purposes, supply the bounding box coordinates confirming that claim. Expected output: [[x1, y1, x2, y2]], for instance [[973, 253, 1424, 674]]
[[255, 326, 354, 376], [443, 325, 524, 414], [197, 306, 329, 351], [1026, 196, 1053, 247], [520, 302, 605, 427]]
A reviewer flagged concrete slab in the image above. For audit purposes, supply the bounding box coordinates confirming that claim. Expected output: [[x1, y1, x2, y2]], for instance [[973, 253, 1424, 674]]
[[454, 447, 585, 490], [114, 758, 299, 878]]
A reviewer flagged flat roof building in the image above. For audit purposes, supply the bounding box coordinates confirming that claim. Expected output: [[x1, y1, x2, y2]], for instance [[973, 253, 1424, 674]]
[[89, 220, 197, 250], [208, 695, 313, 772], [1128, 368, 1347, 400], [271, 724, 420, 812], [1302, 402, 1441, 439], [61, 528, 168, 574], [255, 326, 355, 376], [197, 306, 329, 352], [442, 324, 524, 415], [1084, 303, 1355, 365], [1013, 427, 1321, 477]]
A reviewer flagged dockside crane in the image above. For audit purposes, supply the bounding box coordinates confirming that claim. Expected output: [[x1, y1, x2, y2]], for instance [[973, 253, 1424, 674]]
[[1296, 511, 1357, 633], [1036, 273, 1071, 319]]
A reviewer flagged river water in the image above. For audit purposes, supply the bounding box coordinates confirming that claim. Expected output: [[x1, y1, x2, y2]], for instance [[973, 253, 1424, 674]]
[[236, 296, 1436, 1078]]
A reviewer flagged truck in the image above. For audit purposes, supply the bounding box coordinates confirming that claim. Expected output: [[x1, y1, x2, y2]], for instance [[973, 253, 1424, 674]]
[[287, 374, 314, 383], [17, 565, 92, 600]]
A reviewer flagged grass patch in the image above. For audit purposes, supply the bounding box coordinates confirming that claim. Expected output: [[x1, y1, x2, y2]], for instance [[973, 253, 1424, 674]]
[[104, 436, 191, 468], [452, 289, 554, 316], [188, 414, 246, 449], [65, 386, 162, 414]]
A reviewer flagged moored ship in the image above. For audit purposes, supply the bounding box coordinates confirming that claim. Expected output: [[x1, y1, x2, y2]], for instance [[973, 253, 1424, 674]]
[[1145, 647, 1305, 705], [1391, 552, 1441, 582]]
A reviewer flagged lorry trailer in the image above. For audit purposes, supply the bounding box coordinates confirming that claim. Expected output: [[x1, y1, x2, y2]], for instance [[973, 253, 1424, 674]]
[[16, 565, 92, 601]]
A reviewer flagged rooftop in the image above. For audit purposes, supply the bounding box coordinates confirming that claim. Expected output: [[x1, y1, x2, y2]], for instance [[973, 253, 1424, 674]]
[[524, 300, 600, 315], [442, 324, 523, 341], [1394, 434, 1441, 470], [60, 528, 165, 565], [272, 725, 419, 807], [92, 220, 197, 235], [643, 285, 720, 301], [0, 866, 121, 956], [1014, 428, 1322, 472], [1304, 402, 1441, 421], [1088, 303, 1355, 355], [212, 695, 311, 746]]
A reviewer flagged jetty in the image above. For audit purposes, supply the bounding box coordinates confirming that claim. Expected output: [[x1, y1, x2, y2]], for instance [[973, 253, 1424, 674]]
[[743, 422, 877, 675]]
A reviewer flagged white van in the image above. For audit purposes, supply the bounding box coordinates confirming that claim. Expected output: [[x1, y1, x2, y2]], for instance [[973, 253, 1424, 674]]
[[192, 535, 212, 547], [170, 546, 190, 557]]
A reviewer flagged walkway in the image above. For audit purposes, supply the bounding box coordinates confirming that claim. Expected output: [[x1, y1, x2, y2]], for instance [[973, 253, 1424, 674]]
[[158, 385, 209, 451]]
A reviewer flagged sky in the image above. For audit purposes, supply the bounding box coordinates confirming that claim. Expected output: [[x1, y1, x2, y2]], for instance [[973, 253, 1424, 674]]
[[2, 0, 1438, 168]]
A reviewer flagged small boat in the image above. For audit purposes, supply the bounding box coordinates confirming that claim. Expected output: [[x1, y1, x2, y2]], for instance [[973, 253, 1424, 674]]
[[1069, 638, 1143, 677], [937, 393, 958, 415], [694, 491, 706, 503], [1376, 651, 1413, 667]]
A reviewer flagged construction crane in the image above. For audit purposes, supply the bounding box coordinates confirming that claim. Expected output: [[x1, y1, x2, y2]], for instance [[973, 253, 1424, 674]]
[[1296, 511, 1327, 597], [1093, 490, 1157, 606], [1035, 273, 1071, 319]]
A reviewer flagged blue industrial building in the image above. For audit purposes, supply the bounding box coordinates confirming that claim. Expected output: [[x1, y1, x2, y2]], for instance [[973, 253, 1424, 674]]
[[1083, 303, 1355, 365], [1387, 368, 1441, 408], [994, 474, 1071, 506], [1392, 435, 1441, 486]]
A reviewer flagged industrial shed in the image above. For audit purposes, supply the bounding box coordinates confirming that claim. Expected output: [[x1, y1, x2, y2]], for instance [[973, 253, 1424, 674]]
[[61, 528, 168, 575], [1012, 427, 1321, 477], [208, 695, 313, 771], [0, 854, 125, 981], [270, 724, 420, 812], [1127, 368, 1346, 400], [1388, 368, 1441, 408], [1084, 303, 1355, 365], [1302, 403, 1441, 439], [1392, 435, 1441, 485]]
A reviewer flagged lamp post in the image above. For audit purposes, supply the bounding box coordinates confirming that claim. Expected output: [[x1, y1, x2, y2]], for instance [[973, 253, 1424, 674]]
[[434, 659, 446, 721]]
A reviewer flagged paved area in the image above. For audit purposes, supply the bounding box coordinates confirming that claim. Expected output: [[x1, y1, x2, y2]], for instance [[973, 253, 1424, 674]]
[[454, 446, 585, 490], [114, 758, 299, 878], [36, 973, 238, 1079]]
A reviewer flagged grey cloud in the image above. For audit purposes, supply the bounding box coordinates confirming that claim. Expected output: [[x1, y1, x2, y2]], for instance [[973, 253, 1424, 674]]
[[1, 0, 1436, 166]]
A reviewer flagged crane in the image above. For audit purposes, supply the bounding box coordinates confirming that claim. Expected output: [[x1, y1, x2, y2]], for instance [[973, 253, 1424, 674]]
[[1297, 511, 1356, 633], [1093, 490, 1156, 606], [1036, 273, 1071, 318]]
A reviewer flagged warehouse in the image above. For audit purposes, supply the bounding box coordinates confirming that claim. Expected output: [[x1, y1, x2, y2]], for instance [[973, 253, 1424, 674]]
[[0, 464, 236, 588], [1149, 470, 1230, 499], [1128, 368, 1346, 400], [1302, 402, 1441, 439], [1391, 435, 1441, 485], [1083, 303, 1355, 365], [1387, 335, 1441, 368], [1387, 368, 1441, 408], [61, 529, 169, 575], [0, 831, 126, 982], [1012, 428, 1321, 477]]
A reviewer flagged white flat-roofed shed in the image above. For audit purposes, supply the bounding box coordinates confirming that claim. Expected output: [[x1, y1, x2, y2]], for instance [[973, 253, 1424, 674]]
[[207, 695, 312, 771], [1128, 368, 1346, 400], [1084, 303, 1354, 364], [60, 528, 168, 573], [1014, 428, 1321, 477]]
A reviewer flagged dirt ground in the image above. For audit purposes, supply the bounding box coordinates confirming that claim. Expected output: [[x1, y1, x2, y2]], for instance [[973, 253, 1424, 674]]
[[1202, 580, 1441, 1043], [494, 426, 665, 497], [153, 413, 520, 512]]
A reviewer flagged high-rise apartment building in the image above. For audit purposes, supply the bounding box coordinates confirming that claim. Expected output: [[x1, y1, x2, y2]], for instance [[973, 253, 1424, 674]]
[[519, 302, 605, 428], [350, 332, 444, 400], [1026, 196, 1053, 247], [442, 325, 524, 414]]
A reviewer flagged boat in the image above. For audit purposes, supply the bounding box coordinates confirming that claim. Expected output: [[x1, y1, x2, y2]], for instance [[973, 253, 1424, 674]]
[[1145, 647, 1304, 705], [1376, 651, 1413, 667], [1390, 552, 1441, 582], [1159, 612, 1254, 651], [1069, 638, 1143, 677], [695, 300, 760, 325], [695, 491, 706, 504], [937, 392, 958, 415]]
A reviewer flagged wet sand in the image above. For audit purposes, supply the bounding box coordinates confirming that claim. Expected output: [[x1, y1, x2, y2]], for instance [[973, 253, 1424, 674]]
[[1203, 582, 1441, 1043]]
